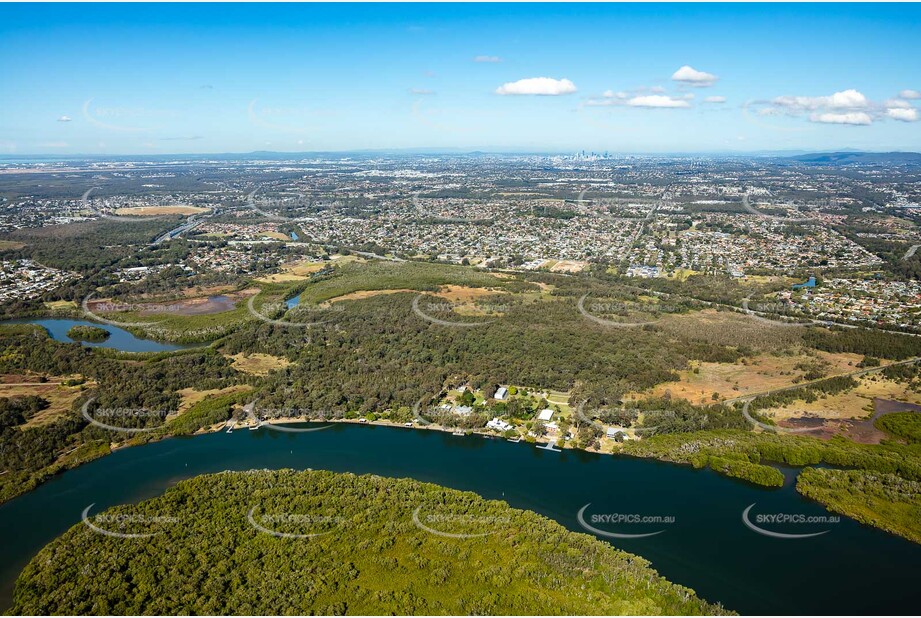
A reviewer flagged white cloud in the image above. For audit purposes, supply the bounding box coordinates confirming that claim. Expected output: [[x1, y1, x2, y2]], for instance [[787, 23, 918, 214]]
[[473, 55, 501, 63], [671, 65, 718, 86], [887, 107, 919, 122], [899, 89, 921, 100], [627, 95, 691, 109], [649, 85, 667, 93], [409, 88, 435, 95], [809, 111, 872, 125], [495, 77, 576, 96], [57, 116, 72, 122], [704, 96, 726, 103], [885, 98, 912, 109], [774, 89, 869, 111]]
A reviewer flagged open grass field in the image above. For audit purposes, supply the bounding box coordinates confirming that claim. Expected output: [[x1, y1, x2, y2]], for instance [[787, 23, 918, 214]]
[[633, 350, 866, 405], [549, 259, 588, 273], [255, 259, 330, 283], [294, 260, 528, 305], [114, 205, 210, 216], [173, 384, 253, 418], [760, 373, 921, 422], [43, 299, 78, 312], [1, 374, 94, 428], [0, 240, 25, 251], [227, 352, 291, 376]]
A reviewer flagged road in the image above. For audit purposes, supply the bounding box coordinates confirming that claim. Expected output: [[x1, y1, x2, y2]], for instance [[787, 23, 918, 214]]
[[904, 244, 921, 261]]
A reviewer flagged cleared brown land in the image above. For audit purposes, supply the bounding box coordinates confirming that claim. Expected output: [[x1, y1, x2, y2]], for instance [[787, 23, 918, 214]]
[[633, 350, 866, 406], [256, 260, 327, 283], [549, 260, 588, 273], [114, 205, 210, 216], [258, 231, 291, 241], [227, 353, 291, 376], [1, 374, 94, 428], [761, 374, 921, 423], [172, 385, 253, 419]]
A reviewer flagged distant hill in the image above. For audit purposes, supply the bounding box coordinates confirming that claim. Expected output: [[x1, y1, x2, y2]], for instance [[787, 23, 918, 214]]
[[786, 151, 921, 165]]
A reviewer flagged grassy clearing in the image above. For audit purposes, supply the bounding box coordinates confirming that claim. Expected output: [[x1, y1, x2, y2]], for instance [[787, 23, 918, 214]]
[[227, 353, 291, 376], [295, 260, 529, 305], [43, 300, 78, 312], [759, 373, 921, 422], [634, 349, 864, 406], [1, 375, 93, 428], [0, 240, 26, 251], [173, 385, 253, 418]]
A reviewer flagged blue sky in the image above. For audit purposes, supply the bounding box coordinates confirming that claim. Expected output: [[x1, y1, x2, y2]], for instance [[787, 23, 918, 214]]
[[1, 2, 919, 155]]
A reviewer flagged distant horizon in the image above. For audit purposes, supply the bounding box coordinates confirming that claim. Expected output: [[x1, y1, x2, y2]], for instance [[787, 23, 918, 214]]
[[2, 147, 921, 162]]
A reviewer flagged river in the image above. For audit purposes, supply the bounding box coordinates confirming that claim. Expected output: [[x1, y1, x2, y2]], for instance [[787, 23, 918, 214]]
[[0, 423, 918, 614], [1, 319, 194, 353]]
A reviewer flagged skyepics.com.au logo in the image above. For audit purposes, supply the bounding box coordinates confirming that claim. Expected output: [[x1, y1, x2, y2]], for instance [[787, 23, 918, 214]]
[[246, 295, 339, 329], [410, 191, 489, 224], [244, 187, 318, 222], [81, 504, 179, 539], [577, 294, 676, 328], [411, 295, 508, 328], [740, 400, 821, 435], [577, 503, 675, 539], [243, 401, 334, 434], [412, 504, 512, 539], [81, 398, 170, 434], [247, 507, 344, 539], [741, 191, 816, 222], [742, 504, 838, 539], [81, 293, 163, 329]]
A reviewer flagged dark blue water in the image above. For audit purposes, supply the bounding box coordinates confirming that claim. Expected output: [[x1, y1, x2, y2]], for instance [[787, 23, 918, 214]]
[[0, 423, 918, 614], [1, 319, 191, 352]]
